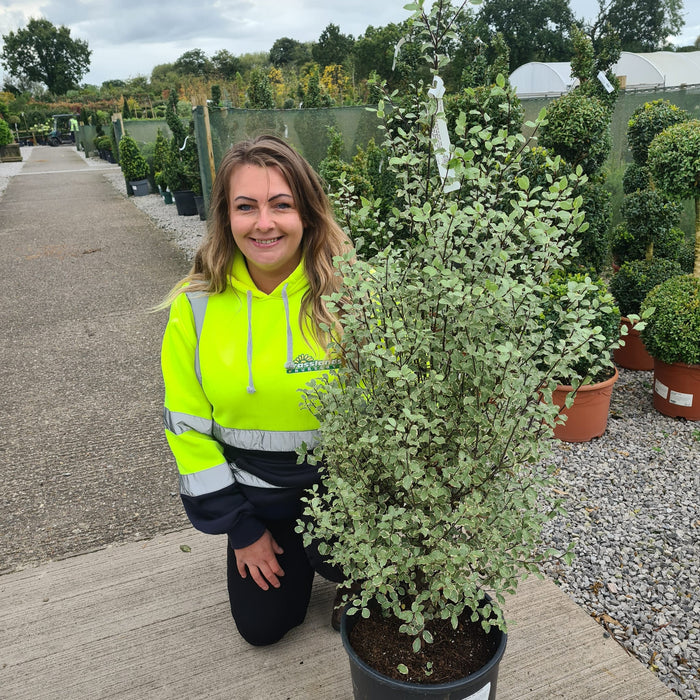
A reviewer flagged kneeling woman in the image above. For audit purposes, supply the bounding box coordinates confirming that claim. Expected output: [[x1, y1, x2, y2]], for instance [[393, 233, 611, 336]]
[[160, 135, 350, 645]]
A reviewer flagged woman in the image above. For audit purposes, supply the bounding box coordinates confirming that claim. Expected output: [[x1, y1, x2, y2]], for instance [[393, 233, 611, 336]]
[[161, 135, 351, 645]]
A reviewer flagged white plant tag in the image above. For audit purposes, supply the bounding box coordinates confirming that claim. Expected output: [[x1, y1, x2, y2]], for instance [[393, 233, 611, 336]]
[[669, 390, 694, 407], [655, 379, 669, 399], [460, 682, 491, 700], [597, 70, 615, 93], [428, 76, 459, 193]]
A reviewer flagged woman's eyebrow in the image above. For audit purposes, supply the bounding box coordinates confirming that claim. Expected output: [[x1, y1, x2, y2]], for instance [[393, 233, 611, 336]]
[[233, 193, 294, 202]]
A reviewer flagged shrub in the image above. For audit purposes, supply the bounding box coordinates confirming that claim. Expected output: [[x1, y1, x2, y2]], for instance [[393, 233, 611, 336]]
[[627, 99, 689, 166], [118, 132, 149, 182], [540, 270, 621, 382], [610, 258, 683, 317], [538, 91, 611, 177], [622, 162, 650, 194], [641, 275, 700, 365], [0, 117, 13, 146]]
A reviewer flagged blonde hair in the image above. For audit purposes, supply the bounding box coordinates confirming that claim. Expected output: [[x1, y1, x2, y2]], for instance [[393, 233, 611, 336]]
[[162, 135, 351, 344]]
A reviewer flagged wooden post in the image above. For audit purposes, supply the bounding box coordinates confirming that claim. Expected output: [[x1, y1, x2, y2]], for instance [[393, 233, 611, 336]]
[[202, 101, 216, 186]]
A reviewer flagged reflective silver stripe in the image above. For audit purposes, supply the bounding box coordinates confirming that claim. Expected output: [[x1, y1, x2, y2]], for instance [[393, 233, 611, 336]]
[[179, 461, 235, 497], [186, 292, 209, 386], [231, 465, 284, 489], [213, 424, 318, 452], [163, 408, 213, 436]]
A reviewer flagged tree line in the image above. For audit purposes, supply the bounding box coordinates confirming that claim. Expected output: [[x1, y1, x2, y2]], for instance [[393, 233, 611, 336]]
[[0, 0, 694, 110]]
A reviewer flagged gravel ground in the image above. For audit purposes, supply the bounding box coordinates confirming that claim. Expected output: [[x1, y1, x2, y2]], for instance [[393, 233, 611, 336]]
[[540, 373, 700, 699], [4, 149, 699, 698]]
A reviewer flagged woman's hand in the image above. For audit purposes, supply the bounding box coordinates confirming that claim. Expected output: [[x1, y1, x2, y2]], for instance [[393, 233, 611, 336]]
[[234, 530, 285, 590]]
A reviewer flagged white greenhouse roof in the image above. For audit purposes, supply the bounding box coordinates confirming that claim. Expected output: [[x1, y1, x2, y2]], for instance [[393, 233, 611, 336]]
[[613, 51, 700, 89], [509, 62, 579, 98], [510, 52, 700, 97]]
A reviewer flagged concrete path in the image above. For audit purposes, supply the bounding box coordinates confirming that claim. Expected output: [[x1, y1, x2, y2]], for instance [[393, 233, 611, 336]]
[[0, 147, 677, 699]]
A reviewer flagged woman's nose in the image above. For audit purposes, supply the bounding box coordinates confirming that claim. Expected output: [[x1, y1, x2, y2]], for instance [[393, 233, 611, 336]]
[[255, 206, 273, 230]]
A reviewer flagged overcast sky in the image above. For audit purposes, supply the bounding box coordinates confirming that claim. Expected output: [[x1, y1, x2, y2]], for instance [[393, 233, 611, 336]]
[[1, 0, 699, 87]]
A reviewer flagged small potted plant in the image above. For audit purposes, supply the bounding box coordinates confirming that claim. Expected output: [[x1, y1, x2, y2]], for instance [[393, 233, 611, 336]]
[[296, 3, 620, 696], [640, 275, 700, 420], [118, 132, 150, 196], [610, 258, 682, 370], [541, 269, 625, 442]]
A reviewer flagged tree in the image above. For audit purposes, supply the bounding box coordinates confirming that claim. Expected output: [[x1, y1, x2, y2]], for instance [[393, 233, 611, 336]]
[[312, 23, 355, 69], [247, 69, 274, 109], [173, 49, 212, 78], [478, 0, 575, 70], [0, 18, 91, 94], [589, 0, 685, 52], [269, 37, 310, 67], [212, 50, 241, 80]]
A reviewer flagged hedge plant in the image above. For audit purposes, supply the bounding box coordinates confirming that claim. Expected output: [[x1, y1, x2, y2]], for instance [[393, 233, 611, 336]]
[[627, 99, 689, 166], [649, 119, 700, 278], [610, 258, 683, 317], [118, 132, 149, 183], [0, 117, 13, 146], [641, 275, 700, 365]]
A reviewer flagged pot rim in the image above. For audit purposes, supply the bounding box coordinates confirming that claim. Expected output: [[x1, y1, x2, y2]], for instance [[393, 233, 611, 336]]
[[555, 365, 619, 393], [340, 604, 507, 691]]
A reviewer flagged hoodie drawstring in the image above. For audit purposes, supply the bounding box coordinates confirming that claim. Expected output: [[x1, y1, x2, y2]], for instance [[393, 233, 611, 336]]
[[282, 284, 295, 371], [246, 290, 256, 394], [245, 285, 295, 394]]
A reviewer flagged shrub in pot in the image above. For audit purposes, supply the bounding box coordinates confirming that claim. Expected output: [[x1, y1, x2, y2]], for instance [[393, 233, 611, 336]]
[[118, 132, 150, 195], [296, 3, 621, 694], [609, 258, 682, 370], [540, 269, 627, 441], [640, 275, 700, 419]]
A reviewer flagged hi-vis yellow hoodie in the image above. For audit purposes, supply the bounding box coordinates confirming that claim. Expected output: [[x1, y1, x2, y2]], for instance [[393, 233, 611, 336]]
[[161, 251, 339, 548]]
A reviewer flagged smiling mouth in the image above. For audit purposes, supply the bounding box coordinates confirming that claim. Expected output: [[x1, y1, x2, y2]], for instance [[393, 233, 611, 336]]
[[252, 237, 282, 246]]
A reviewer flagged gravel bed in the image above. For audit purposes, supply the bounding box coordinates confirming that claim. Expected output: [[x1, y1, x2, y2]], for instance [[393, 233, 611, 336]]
[[5, 151, 699, 697], [541, 370, 699, 699]]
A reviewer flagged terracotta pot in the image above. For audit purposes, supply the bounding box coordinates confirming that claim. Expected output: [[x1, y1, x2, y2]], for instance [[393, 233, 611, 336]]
[[613, 317, 654, 371], [652, 359, 700, 421], [553, 367, 619, 443]]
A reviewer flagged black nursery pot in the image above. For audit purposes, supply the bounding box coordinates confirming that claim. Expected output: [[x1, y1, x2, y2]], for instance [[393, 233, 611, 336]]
[[340, 606, 507, 700]]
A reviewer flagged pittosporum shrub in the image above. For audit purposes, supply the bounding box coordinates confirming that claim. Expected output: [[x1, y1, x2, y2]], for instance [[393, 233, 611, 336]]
[[297, 2, 626, 672]]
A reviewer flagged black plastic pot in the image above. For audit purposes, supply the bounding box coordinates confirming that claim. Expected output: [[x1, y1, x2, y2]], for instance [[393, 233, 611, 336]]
[[129, 179, 150, 197], [194, 194, 206, 220], [173, 190, 197, 216], [340, 608, 507, 700]]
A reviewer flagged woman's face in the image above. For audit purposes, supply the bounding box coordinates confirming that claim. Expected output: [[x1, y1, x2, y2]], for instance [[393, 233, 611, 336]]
[[228, 163, 304, 293]]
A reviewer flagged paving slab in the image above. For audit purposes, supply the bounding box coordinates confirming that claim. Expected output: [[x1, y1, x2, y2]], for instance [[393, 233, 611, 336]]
[[0, 528, 675, 700]]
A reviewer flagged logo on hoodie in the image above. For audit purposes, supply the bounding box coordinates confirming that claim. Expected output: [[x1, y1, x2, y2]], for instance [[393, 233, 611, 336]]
[[286, 353, 341, 374]]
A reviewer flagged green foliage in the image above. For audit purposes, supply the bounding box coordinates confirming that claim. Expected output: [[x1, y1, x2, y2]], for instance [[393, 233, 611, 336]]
[[0, 117, 13, 146], [538, 92, 612, 177], [247, 69, 274, 109], [540, 270, 621, 382], [0, 18, 91, 94], [297, 0, 623, 660], [648, 120, 700, 203], [621, 189, 682, 255], [153, 128, 169, 173], [118, 132, 149, 182], [312, 23, 355, 69], [622, 162, 650, 194], [577, 182, 612, 273], [477, 0, 575, 71], [610, 258, 684, 316], [641, 275, 700, 365], [627, 99, 690, 166], [446, 81, 524, 138]]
